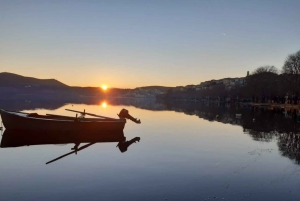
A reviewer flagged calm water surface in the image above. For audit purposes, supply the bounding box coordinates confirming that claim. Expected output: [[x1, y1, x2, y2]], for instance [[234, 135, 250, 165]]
[[1, 100, 300, 201]]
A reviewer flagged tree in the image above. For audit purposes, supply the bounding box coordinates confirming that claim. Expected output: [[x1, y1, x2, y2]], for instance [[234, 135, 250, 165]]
[[244, 66, 280, 100], [251, 65, 278, 75], [282, 50, 300, 95]]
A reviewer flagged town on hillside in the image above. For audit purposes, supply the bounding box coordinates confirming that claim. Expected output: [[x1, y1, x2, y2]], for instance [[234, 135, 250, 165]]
[[174, 74, 247, 92], [158, 50, 300, 107]]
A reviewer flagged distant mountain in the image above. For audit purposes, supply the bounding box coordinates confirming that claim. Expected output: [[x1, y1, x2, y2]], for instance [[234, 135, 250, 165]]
[[0, 72, 68, 88], [0, 72, 174, 101]]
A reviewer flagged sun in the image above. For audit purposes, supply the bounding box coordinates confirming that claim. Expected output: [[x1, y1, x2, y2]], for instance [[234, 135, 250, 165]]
[[101, 85, 107, 90], [101, 102, 107, 108]]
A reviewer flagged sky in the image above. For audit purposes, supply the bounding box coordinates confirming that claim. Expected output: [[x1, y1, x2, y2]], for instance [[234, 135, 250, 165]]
[[1, 0, 300, 88]]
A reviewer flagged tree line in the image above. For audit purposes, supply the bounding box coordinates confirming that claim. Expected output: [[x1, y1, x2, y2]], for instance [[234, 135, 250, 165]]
[[157, 50, 300, 103]]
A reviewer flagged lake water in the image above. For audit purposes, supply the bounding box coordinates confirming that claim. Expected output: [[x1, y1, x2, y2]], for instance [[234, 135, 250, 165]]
[[1, 99, 300, 201]]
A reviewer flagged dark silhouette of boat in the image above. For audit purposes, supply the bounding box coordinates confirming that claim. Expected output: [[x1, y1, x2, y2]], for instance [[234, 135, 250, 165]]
[[0, 129, 125, 148], [1, 129, 141, 164], [0, 108, 140, 131]]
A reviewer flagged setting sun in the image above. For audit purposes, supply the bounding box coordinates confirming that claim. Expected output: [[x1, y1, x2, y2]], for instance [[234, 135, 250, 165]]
[[101, 102, 107, 108], [102, 85, 107, 90]]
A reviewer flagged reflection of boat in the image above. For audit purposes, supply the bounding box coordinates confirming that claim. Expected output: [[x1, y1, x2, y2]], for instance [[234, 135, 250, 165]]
[[1, 129, 141, 164], [0, 129, 125, 148], [0, 108, 141, 131]]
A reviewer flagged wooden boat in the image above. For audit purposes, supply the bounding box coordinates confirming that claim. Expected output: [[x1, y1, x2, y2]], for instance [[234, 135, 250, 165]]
[[0, 108, 140, 131]]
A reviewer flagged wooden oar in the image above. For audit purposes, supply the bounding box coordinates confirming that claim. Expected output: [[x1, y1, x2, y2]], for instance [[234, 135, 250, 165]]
[[46, 114, 76, 119], [46, 142, 96, 165], [65, 109, 118, 120], [46, 114, 117, 122]]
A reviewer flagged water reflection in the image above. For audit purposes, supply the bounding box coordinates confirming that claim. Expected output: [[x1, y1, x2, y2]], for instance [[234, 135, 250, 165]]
[[278, 133, 300, 164], [1, 129, 141, 164], [2, 98, 300, 166], [157, 102, 300, 165], [117, 137, 140, 153], [2, 100, 300, 200], [0, 98, 163, 111]]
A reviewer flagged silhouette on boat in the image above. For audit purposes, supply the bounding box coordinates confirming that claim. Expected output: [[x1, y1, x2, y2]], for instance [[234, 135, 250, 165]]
[[1, 129, 141, 164], [0, 108, 141, 131]]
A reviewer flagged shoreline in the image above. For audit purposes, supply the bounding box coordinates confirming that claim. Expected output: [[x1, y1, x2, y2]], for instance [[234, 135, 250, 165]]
[[159, 99, 300, 110], [250, 103, 300, 110]]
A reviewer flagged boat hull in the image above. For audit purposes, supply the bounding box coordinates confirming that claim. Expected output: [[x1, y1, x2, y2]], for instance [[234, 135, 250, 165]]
[[0, 110, 126, 131]]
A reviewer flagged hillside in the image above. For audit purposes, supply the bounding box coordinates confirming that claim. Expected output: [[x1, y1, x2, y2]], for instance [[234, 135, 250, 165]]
[[134, 86, 172, 91], [0, 72, 68, 88], [0, 72, 173, 100]]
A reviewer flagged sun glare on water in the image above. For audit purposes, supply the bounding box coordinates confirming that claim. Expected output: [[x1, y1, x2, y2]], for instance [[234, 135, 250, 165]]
[[101, 102, 107, 108], [102, 85, 107, 90]]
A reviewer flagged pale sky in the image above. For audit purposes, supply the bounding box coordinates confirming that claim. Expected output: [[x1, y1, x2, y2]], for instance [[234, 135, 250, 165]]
[[1, 0, 299, 88]]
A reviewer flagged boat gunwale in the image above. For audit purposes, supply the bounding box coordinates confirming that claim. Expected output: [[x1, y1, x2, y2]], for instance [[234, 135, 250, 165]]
[[0, 109, 126, 123]]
